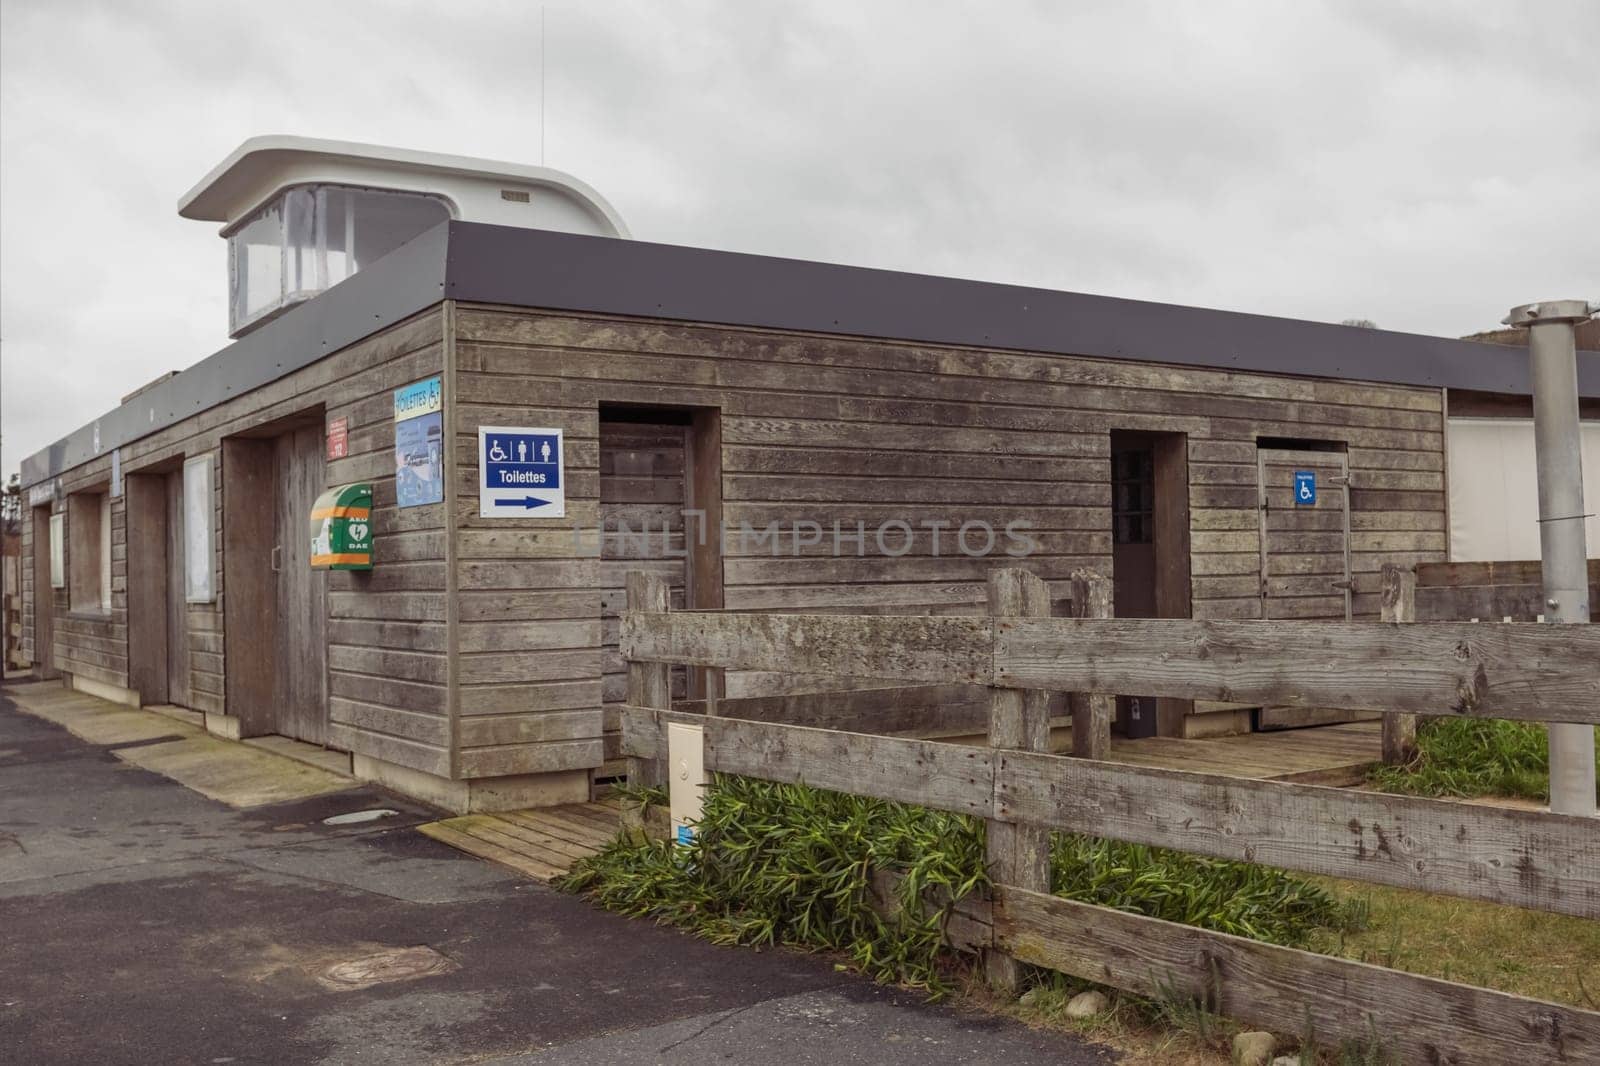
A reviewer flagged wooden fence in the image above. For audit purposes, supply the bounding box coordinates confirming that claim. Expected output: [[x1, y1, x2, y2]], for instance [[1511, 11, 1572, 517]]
[[1378, 559, 1600, 762], [617, 568, 1600, 1065], [1412, 559, 1600, 623]]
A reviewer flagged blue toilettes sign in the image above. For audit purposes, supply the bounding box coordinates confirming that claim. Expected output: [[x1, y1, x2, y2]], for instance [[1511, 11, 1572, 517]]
[[1293, 470, 1316, 506], [478, 426, 565, 517]]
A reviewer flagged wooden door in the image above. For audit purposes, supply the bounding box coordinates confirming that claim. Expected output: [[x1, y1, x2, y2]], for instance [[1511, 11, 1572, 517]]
[[165, 472, 192, 708], [223, 437, 278, 737], [125, 474, 169, 705], [1110, 439, 1158, 737], [273, 426, 329, 745], [1256, 448, 1362, 729], [1257, 449, 1352, 621], [30, 507, 55, 678]]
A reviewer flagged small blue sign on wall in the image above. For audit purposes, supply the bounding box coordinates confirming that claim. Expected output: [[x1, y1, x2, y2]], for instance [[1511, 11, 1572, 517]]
[[394, 376, 444, 508], [1293, 470, 1317, 506]]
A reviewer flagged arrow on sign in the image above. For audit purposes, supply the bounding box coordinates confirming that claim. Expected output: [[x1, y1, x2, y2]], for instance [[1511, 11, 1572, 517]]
[[493, 496, 554, 510]]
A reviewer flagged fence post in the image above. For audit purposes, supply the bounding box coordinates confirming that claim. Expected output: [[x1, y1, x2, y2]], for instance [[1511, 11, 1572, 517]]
[[626, 570, 672, 790], [1380, 563, 1418, 764], [985, 567, 1052, 993], [1068, 568, 1113, 759]]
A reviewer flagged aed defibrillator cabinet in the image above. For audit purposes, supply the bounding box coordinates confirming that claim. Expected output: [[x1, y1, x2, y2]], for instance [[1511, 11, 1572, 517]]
[[309, 483, 374, 570]]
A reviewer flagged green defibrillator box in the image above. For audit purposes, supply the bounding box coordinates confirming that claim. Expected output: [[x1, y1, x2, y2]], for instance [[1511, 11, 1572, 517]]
[[309, 483, 374, 570]]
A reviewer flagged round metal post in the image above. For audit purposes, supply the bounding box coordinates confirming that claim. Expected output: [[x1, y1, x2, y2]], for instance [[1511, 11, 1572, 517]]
[[1503, 299, 1596, 817]]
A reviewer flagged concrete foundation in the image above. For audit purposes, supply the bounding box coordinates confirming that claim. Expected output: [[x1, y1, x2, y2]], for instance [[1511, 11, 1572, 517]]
[[351, 754, 590, 814], [203, 712, 242, 740], [66, 672, 141, 708]]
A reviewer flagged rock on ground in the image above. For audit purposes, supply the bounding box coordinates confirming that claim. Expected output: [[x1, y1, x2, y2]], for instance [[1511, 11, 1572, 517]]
[[1232, 1030, 1277, 1066], [1064, 990, 1110, 1019]]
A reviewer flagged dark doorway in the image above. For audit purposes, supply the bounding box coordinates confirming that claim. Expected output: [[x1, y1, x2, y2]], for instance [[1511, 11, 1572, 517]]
[[1109, 431, 1192, 737], [598, 406, 723, 726], [165, 471, 192, 708]]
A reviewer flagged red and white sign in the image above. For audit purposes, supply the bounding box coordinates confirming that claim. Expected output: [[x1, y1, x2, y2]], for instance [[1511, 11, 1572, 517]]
[[327, 416, 350, 460]]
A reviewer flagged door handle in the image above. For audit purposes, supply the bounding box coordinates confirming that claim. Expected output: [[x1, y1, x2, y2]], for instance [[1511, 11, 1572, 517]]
[[270, 545, 283, 573], [1330, 579, 1352, 590]]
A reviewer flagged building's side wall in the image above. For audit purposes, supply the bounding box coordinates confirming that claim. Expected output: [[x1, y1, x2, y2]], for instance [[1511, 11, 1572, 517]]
[[20, 309, 450, 774], [451, 305, 1448, 774]]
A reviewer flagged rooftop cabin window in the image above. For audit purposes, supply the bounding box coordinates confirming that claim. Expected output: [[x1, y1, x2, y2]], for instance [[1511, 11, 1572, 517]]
[[226, 184, 450, 337]]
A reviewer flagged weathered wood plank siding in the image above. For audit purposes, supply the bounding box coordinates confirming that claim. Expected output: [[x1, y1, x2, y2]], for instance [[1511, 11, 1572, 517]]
[[20, 310, 450, 774], [52, 491, 129, 687], [451, 306, 1448, 775]]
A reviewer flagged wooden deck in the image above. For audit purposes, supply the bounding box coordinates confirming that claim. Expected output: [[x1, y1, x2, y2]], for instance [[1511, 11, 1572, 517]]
[[419, 722, 1381, 880], [1108, 720, 1380, 785], [416, 795, 624, 882]]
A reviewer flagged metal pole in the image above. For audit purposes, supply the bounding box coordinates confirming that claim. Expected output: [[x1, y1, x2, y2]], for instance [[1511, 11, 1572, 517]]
[[1503, 299, 1596, 817]]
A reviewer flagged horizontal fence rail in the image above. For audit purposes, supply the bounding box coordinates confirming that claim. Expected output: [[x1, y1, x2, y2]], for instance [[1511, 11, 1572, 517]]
[[622, 706, 1599, 919], [994, 885, 1596, 1066], [621, 612, 1600, 723]]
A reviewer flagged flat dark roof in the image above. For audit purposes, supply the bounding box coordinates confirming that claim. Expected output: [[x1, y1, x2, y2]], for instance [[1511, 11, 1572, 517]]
[[22, 220, 1597, 486]]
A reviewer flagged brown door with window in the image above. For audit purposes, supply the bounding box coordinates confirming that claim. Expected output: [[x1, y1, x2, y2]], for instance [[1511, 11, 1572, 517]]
[[1110, 431, 1192, 737], [274, 426, 329, 745]]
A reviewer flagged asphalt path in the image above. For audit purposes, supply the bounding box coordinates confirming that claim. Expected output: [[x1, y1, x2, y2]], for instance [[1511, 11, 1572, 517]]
[[0, 685, 1116, 1065]]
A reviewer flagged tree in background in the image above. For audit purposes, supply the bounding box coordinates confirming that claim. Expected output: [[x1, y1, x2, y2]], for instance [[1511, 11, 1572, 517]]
[[1, 474, 20, 538]]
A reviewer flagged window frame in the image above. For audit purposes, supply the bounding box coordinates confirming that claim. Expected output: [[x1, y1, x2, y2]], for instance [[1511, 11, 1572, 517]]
[[48, 513, 65, 589], [183, 454, 216, 603]]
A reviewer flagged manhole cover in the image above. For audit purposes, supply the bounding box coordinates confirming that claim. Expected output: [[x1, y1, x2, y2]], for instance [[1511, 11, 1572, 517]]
[[321, 808, 400, 826], [317, 946, 458, 991]]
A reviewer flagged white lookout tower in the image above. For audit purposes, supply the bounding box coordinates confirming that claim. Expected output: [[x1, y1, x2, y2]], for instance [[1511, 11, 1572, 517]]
[[178, 135, 630, 338]]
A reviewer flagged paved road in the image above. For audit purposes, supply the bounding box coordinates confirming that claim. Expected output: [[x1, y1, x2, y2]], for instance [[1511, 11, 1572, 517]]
[[0, 686, 1116, 1065]]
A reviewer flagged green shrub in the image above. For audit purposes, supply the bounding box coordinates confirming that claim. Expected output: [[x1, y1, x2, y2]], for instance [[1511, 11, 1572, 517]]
[[563, 774, 1361, 996], [563, 776, 984, 992], [1052, 835, 1357, 948]]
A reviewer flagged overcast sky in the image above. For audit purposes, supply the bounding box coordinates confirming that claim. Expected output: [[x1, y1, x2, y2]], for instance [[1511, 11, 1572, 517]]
[[2, 0, 1597, 479]]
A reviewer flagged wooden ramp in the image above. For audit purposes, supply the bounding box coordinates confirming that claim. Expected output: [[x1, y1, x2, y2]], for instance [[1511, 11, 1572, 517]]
[[416, 796, 622, 882]]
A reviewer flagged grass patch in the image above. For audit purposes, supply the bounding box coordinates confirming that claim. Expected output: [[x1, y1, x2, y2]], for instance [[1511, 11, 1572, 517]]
[[567, 772, 1592, 1062], [1367, 718, 1599, 803], [1052, 835, 1358, 948], [562, 774, 1361, 997], [1308, 878, 1600, 1008]]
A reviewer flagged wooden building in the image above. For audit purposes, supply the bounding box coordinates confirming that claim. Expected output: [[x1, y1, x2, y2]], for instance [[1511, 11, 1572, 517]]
[[18, 138, 1599, 811]]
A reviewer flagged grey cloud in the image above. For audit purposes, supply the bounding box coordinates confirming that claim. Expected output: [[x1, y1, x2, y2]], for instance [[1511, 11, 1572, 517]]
[[3, 0, 1597, 477]]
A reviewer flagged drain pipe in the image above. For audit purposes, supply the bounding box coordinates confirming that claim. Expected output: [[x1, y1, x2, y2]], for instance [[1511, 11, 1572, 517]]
[[1503, 299, 1596, 817]]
